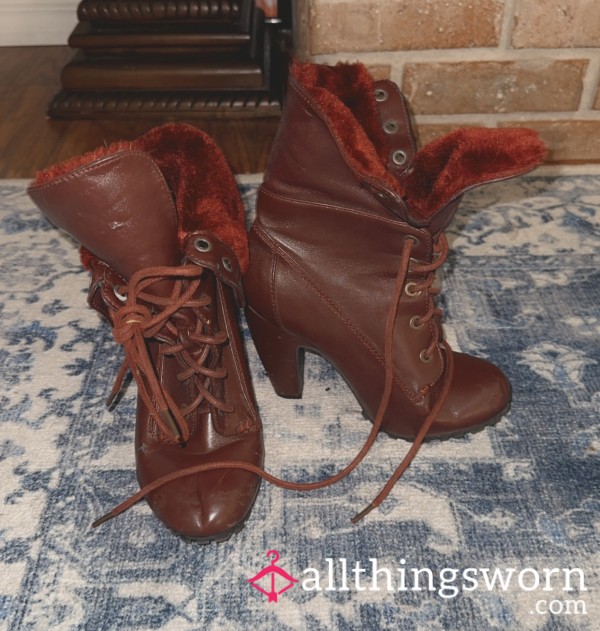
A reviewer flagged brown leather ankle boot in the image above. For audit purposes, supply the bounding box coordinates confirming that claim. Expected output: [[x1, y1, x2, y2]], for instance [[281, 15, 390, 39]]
[[243, 61, 546, 513], [28, 123, 263, 541]]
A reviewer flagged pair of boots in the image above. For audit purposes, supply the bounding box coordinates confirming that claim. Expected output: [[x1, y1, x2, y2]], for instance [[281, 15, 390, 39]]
[[28, 61, 546, 542]]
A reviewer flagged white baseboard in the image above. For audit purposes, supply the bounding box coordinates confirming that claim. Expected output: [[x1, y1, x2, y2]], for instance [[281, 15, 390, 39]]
[[0, 2, 78, 46]]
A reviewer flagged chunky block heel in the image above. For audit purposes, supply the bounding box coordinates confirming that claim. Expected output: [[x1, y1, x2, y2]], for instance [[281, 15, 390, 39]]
[[245, 306, 305, 398]]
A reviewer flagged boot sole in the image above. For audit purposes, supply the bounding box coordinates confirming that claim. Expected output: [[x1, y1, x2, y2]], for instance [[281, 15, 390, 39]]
[[266, 344, 510, 443], [362, 403, 511, 442], [176, 517, 248, 545]]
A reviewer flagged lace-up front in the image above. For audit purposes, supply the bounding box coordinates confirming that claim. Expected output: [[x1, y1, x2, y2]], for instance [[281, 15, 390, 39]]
[[408, 233, 449, 362], [93, 231, 454, 527], [27, 127, 266, 541], [107, 264, 231, 445]]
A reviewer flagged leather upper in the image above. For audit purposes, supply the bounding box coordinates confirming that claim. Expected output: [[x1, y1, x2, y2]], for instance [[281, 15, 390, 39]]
[[28, 145, 263, 540], [245, 68, 512, 439]]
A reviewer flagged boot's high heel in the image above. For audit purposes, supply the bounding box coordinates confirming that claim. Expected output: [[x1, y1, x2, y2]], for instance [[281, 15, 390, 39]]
[[245, 61, 546, 443]]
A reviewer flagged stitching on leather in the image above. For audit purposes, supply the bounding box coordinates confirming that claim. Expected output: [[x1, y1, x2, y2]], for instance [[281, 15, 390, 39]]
[[260, 186, 425, 237], [29, 152, 131, 192], [253, 217, 440, 400], [254, 202, 443, 398], [270, 250, 283, 330], [282, 245, 423, 402], [30, 151, 179, 235], [216, 281, 260, 433], [251, 224, 285, 331], [256, 228, 426, 404]]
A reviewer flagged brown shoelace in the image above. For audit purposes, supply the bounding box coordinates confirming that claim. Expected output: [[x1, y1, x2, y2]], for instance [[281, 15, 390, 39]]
[[106, 265, 231, 445], [93, 234, 453, 528]]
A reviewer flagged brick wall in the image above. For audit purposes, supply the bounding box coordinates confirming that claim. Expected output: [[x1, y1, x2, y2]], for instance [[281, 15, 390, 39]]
[[297, 0, 600, 163]]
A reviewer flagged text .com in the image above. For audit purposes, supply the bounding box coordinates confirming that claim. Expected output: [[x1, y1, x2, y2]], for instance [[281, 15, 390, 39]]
[[299, 558, 588, 615]]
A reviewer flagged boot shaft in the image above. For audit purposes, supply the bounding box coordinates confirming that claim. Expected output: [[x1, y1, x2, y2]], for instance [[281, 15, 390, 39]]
[[28, 123, 249, 281], [261, 60, 547, 233], [28, 150, 181, 280]]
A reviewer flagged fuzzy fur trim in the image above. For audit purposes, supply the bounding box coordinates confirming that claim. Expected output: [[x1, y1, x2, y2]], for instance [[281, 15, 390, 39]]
[[403, 127, 548, 218], [291, 60, 403, 195], [34, 123, 249, 272], [292, 60, 547, 220]]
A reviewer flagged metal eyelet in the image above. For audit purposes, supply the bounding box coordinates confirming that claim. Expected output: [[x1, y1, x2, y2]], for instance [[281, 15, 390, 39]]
[[404, 235, 420, 247], [194, 237, 212, 253], [419, 349, 433, 363], [410, 315, 424, 329], [222, 257, 233, 272], [113, 286, 127, 302], [392, 149, 407, 166], [404, 282, 421, 297], [383, 120, 399, 134], [374, 88, 388, 102]]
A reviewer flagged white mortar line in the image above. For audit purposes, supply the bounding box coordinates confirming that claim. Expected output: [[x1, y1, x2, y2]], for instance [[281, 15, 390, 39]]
[[533, 164, 600, 175], [415, 111, 600, 124], [579, 53, 600, 111], [414, 113, 497, 127], [235, 174, 263, 185], [392, 59, 404, 88], [498, 0, 517, 51], [312, 48, 598, 64]]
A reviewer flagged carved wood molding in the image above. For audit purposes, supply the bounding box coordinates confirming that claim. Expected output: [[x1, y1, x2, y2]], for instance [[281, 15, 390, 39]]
[[48, 90, 281, 118], [78, 0, 242, 23], [48, 0, 290, 120]]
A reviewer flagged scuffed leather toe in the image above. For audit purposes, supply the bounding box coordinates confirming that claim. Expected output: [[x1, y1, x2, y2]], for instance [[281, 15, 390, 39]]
[[428, 352, 511, 438], [146, 468, 261, 541], [137, 426, 263, 541]]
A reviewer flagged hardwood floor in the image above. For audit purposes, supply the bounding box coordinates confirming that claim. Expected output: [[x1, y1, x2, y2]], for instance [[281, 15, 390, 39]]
[[0, 46, 279, 178]]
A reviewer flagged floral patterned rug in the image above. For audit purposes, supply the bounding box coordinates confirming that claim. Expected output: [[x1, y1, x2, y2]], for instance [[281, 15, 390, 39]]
[[1, 175, 598, 631]]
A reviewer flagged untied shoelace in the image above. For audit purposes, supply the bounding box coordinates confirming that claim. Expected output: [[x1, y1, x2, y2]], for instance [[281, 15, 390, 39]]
[[93, 233, 453, 527]]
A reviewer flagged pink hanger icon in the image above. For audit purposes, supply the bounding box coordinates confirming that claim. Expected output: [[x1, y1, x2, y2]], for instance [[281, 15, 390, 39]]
[[247, 550, 299, 602]]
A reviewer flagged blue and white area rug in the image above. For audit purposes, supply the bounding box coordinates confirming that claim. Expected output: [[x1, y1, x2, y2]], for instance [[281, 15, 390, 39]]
[[1, 174, 599, 631]]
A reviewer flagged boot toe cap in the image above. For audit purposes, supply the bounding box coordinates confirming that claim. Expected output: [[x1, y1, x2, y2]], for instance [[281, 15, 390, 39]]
[[430, 352, 511, 438], [146, 468, 261, 541], [138, 430, 263, 541]]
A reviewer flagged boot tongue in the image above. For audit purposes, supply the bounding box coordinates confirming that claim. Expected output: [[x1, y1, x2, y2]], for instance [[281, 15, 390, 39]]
[[403, 197, 462, 235], [366, 181, 460, 236], [28, 150, 181, 279]]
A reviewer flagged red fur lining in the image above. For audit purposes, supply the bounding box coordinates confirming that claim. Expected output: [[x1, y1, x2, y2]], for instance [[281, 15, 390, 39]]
[[135, 124, 248, 272], [291, 60, 403, 195], [405, 127, 548, 218], [79, 248, 96, 271], [291, 60, 546, 220], [34, 123, 249, 272]]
